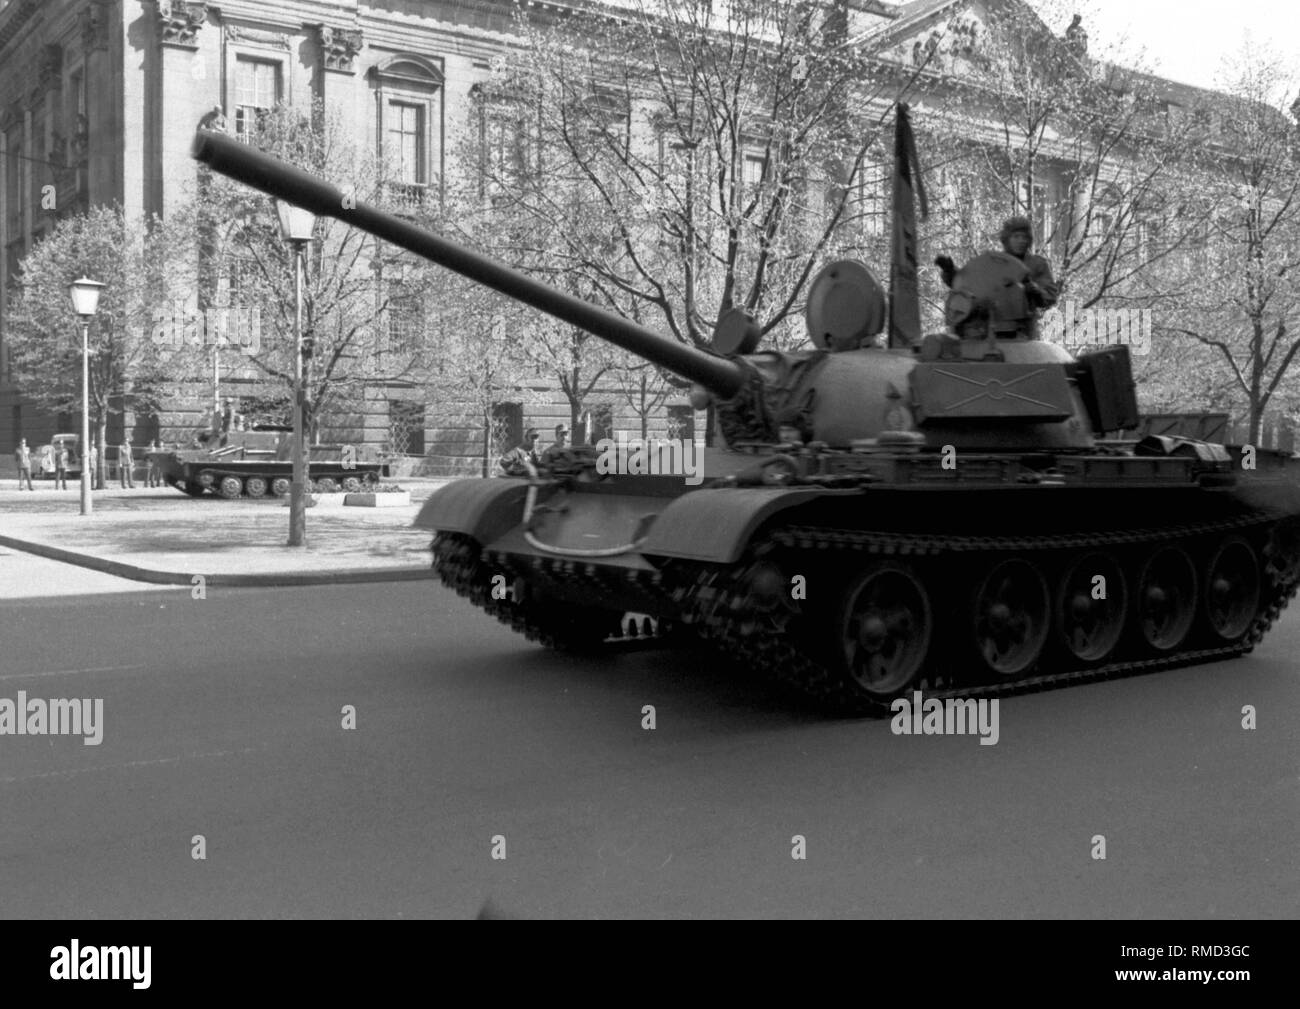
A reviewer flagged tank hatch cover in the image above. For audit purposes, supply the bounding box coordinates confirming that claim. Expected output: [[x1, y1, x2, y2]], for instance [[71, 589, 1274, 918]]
[[806, 260, 885, 351], [911, 362, 1074, 424]]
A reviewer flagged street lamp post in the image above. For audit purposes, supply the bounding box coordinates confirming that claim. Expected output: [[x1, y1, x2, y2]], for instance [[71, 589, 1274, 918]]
[[69, 277, 105, 517], [275, 200, 315, 546]]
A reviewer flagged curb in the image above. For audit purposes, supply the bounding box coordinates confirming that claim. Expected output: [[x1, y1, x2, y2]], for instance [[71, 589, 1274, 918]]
[[0, 533, 438, 587]]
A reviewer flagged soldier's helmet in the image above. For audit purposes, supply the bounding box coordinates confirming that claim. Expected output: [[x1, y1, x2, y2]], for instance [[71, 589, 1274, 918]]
[[999, 216, 1033, 250]]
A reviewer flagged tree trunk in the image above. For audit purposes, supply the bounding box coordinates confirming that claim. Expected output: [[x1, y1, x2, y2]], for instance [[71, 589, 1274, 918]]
[[640, 374, 649, 440], [96, 418, 107, 490]]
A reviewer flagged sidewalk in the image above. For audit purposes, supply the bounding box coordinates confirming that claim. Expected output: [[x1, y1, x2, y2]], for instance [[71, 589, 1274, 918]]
[[0, 479, 455, 588]]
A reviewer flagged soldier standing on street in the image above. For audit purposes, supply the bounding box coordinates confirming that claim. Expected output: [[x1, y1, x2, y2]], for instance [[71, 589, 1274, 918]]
[[14, 438, 34, 491], [119, 441, 135, 489], [147, 439, 163, 487], [55, 442, 69, 490], [499, 429, 540, 476], [541, 423, 570, 466]]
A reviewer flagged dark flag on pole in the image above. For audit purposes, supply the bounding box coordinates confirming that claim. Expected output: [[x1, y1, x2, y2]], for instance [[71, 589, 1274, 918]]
[[888, 103, 929, 348]]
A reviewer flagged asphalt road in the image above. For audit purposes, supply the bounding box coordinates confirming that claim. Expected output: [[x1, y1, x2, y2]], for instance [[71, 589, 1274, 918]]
[[1, 574, 1297, 919]]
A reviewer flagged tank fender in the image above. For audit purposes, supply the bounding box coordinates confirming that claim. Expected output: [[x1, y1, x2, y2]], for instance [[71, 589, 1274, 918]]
[[413, 479, 530, 544], [639, 487, 856, 564]]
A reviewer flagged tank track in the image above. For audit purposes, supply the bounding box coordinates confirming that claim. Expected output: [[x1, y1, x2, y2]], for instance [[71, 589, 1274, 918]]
[[687, 511, 1300, 715], [433, 535, 667, 651], [188, 467, 382, 499], [432, 509, 1300, 715]]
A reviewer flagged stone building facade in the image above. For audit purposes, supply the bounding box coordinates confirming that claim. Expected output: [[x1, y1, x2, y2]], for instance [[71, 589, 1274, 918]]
[[1, 0, 1292, 467], [0, 0, 699, 472]]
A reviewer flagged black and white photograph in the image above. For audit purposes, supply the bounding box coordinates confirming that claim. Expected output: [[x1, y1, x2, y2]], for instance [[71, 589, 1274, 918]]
[[0, 0, 1296, 953]]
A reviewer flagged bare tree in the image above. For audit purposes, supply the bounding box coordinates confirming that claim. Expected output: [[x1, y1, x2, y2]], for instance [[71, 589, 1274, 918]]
[[189, 101, 442, 441], [420, 274, 537, 477], [1153, 53, 1299, 445], [6, 205, 192, 485], [450, 0, 923, 434], [917, 0, 1211, 320]]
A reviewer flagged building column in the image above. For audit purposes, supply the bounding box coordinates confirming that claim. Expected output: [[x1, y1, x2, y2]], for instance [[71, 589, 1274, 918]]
[[154, 1, 210, 219], [311, 23, 363, 153]]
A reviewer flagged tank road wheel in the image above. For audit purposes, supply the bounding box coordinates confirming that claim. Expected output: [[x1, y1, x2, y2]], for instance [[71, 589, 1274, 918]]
[[316, 477, 340, 493], [838, 562, 932, 699], [341, 476, 362, 493], [1053, 552, 1128, 663], [219, 476, 244, 500], [244, 476, 268, 498], [1263, 520, 1300, 584], [1203, 537, 1261, 642], [1134, 547, 1198, 652], [270, 477, 290, 498], [971, 558, 1050, 678]]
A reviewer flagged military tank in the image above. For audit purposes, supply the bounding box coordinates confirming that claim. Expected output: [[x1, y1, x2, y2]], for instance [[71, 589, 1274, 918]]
[[150, 427, 385, 499], [193, 127, 1300, 714]]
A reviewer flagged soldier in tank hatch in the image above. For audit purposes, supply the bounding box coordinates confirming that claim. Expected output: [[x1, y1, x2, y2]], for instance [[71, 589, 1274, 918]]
[[935, 216, 1058, 339], [998, 215, 1058, 338]]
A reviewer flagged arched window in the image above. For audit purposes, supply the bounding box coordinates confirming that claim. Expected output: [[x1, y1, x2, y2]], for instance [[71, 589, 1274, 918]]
[[369, 56, 444, 208]]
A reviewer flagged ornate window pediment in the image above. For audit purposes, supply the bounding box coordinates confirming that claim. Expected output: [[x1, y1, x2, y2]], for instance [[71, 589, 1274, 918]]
[[368, 56, 443, 93]]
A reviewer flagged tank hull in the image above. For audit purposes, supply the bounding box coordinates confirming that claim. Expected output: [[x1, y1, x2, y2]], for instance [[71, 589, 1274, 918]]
[[418, 448, 1300, 714], [151, 450, 385, 499]]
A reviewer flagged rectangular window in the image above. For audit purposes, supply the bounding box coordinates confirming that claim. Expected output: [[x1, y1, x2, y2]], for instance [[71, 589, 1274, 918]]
[[485, 109, 524, 178], [742, 154, 766, 191], [490, 401, 522, 457], [1031, 183, 1052, 250], [234, 57, 280, 141], [1094, 211, 1114, 246], [4, 141, 21, 233], [224, 253, 258, 308], [387, 284, 423, 354], [388, 400, 425, 457], [1136, 219, 1163, 260], [5, 240, 22, 288], [70, 69, 86, 117], [856, 160, 887, 237], [387, 101, 424, 185]]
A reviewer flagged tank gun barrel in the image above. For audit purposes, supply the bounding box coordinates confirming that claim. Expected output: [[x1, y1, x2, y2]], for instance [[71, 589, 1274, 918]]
[[191, 130, 744, 398]]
